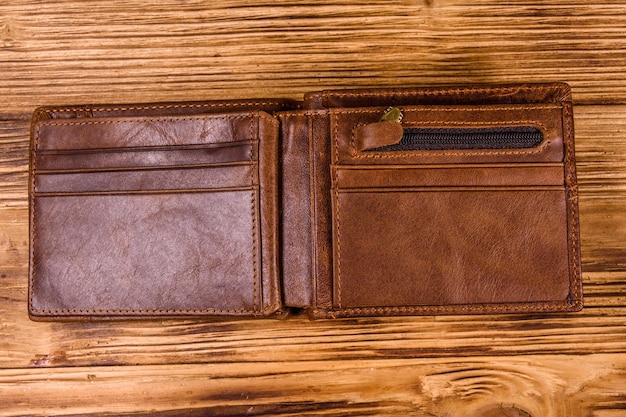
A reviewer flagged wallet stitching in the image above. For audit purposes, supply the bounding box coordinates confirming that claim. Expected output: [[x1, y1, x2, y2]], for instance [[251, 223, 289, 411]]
[[333, 105, 560, 112], [250, 116, 258, 313], [563, 103, 581, 307], [349, 120, 552, 158], [330, 104, 575, 314], [306, 93, 322, 102], [37, 101, 290, 116], [330, 104, 563, 114], [320, 85, 560, 102], [331, 113, 343, 309], [36, 115, 257, 128], [307, 113, 318, 308], [312, 300, 575, 316], [31, 115, 262, 315]]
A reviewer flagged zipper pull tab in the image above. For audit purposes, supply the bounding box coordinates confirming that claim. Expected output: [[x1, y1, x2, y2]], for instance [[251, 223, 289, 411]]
[[354, 106, 404, 152], [380, 106, 403, 123]]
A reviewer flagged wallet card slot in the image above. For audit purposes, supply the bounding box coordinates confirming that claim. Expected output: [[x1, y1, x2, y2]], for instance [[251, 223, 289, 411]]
[[34, 113, 263, 151], [331, 189, 571, 310], [30, 191, 262, 316], [34, 164, 255, 194], [35, 142, 254, 172], [333, 164, 565, 189]]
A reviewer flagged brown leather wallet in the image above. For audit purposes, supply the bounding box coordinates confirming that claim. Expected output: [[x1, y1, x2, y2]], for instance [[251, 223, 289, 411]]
[[28, 83, 582, 320]]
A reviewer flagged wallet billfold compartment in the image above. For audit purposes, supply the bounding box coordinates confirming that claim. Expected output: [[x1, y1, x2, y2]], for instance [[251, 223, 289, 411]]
[[29, 83, 582, 320]]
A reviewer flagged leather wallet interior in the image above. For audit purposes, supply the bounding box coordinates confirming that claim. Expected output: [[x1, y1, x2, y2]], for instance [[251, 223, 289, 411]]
[[29, 84, 582, 320]]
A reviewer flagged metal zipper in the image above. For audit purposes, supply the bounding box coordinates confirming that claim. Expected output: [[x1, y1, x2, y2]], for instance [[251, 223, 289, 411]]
[[370, 107, 543, 151]]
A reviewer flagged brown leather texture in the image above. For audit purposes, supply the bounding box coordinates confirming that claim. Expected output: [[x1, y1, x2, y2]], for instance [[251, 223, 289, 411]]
[[354, 121, 405, 151], [302, 83, 581, 317], [29, 84, 582, 320], [30, 100, 286, 320]]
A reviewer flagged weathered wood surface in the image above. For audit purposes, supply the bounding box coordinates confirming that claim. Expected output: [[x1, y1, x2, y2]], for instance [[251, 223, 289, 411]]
[[0, 355, 624, 417], [2, 0, 626, 112], [1, 1, 625, 415]]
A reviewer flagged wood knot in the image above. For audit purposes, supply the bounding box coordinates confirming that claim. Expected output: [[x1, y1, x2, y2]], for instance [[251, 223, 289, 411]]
[[469, 404, 533, 417], [1, 20, 22, 48]]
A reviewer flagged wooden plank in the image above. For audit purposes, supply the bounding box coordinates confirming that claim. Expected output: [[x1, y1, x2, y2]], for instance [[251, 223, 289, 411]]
[[0, 354, 624, 416], [575, 106, 626, 278], [576, 105, 626, 191], [1, 1, 626, 112], [0, 115, 28, 209], [0, 273, 625, 368]]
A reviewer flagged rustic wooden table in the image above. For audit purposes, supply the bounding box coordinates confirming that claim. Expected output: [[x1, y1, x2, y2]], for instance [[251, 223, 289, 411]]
[[1, 1, 625, 416]]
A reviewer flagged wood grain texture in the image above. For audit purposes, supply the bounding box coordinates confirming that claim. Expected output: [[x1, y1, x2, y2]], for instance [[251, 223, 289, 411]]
[[1, 0, 626, 112], [1, 0, 626, 415], [0, 355, 625, 417]]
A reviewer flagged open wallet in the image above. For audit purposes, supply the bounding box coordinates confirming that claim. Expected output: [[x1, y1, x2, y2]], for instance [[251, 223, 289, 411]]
[[28, 83, 582, 320]]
